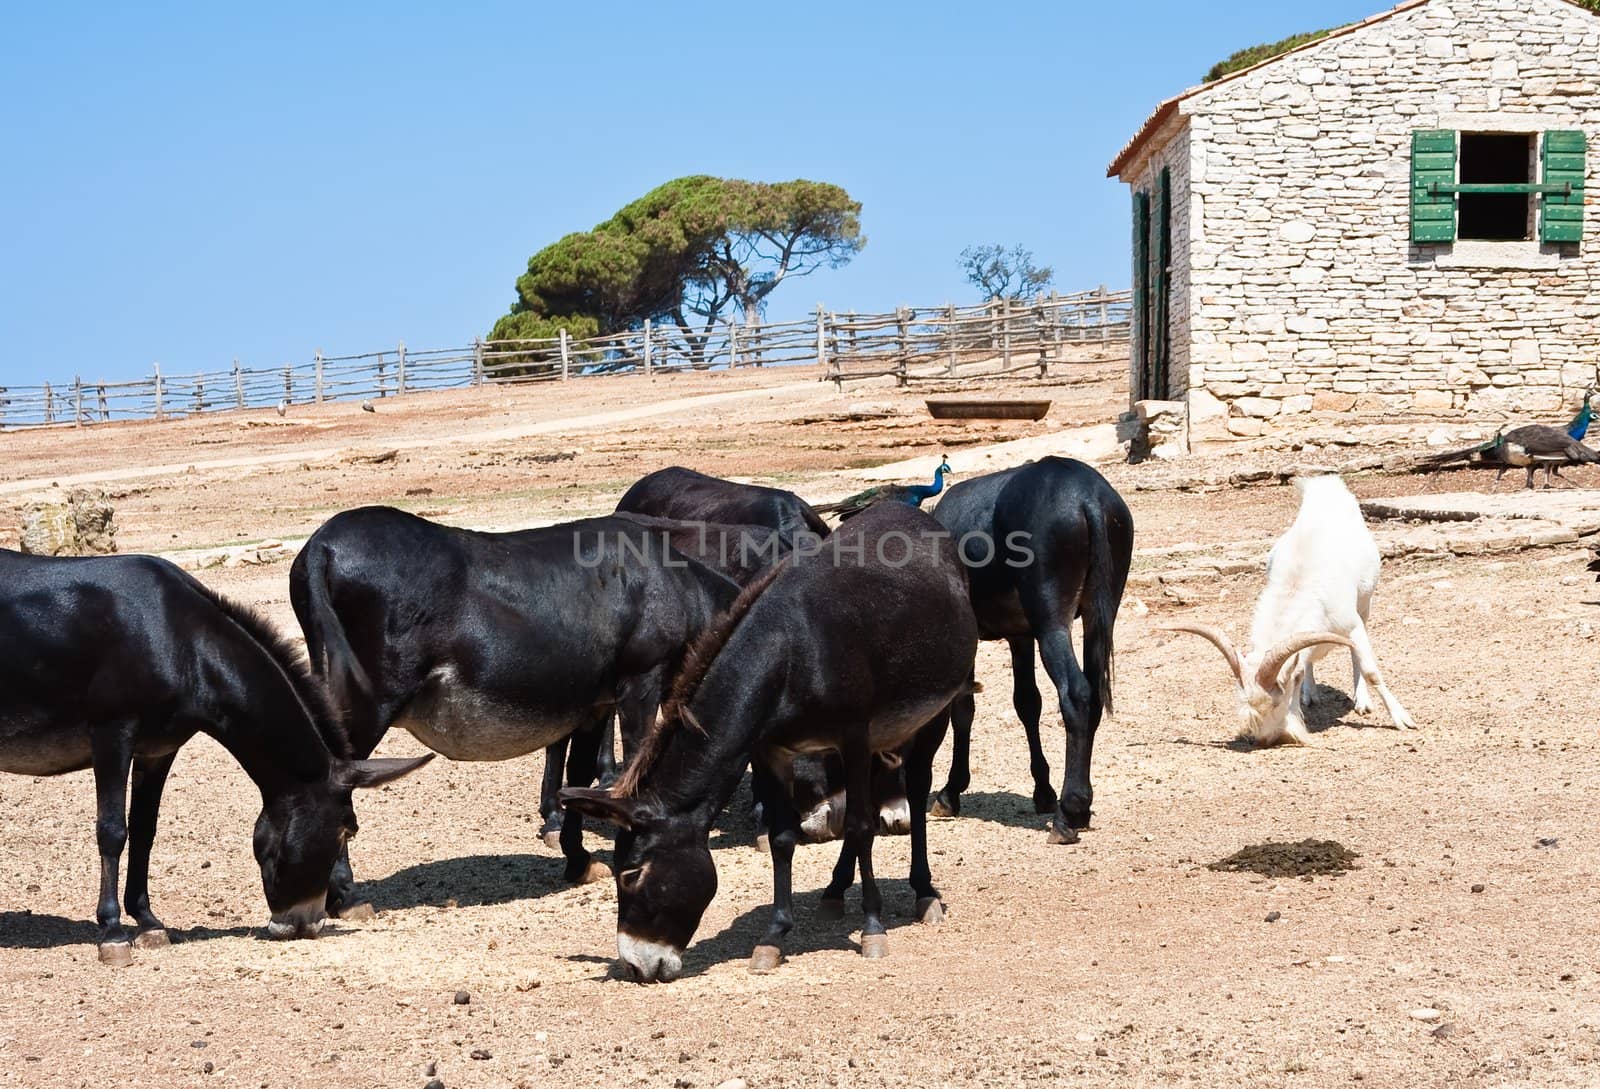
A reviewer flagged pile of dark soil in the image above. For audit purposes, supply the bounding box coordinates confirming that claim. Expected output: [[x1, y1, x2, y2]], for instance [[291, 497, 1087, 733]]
[[1208, 838, 1360, 878]]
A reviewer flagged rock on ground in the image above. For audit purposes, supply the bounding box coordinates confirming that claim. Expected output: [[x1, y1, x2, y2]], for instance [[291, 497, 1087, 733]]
[[19, 487, 116, 556]]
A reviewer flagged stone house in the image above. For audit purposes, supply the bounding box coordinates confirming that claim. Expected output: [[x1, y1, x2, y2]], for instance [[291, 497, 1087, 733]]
[[1108, 0, 1600, 441]]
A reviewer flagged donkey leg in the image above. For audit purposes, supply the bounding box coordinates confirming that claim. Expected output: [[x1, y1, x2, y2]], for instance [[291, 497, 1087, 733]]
[[906, 710, 951, 924], [1008, 637, 1056, 814], [559, 719, 611, 885], [123, 752, 176, 946], [595, 716, 619, 789], [841, 742, 888, 958], [750, 764, 800, 972], [538, 735, 571, 849], [1034, 624, 1099, 842], [930, 678, 975, 818], [818, 841, 856, 920], [89, 727, 136, 964]]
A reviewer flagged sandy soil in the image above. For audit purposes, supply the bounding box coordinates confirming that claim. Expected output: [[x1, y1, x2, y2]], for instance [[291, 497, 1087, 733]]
[[2, 359, 1598, 1089]]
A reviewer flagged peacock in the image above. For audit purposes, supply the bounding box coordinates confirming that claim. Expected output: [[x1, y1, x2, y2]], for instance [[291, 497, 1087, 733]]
[[1420, 393, 1600, 490], [815, 456, 953, 520]]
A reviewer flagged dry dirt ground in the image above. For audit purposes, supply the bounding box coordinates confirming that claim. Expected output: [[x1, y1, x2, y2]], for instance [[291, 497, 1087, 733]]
[[2, 360, 1599, 1089]]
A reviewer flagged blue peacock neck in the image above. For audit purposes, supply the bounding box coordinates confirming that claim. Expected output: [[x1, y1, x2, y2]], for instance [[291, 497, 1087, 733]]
[[1567, 401, 1594, 441]]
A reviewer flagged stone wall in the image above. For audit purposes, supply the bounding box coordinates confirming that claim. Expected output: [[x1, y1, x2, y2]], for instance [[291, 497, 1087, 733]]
[[1128, 0, 1600, 434]]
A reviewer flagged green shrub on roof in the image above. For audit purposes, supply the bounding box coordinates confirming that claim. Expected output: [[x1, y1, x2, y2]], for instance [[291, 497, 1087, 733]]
[[1205, 2, 1600, 83], [1203, 28, 1341, 82]]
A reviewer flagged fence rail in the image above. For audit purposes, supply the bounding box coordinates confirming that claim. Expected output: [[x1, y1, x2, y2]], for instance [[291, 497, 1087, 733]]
[[0, 288, 1129, 430]]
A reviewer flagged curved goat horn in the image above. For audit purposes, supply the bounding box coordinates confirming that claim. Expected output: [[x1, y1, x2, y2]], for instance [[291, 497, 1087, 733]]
[[1254, 631, 1356, 693], [1162, 623, 1244, 687]]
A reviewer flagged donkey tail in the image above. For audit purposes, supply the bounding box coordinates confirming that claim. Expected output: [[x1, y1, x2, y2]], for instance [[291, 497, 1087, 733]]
[[289, 540, 374, 755], [1081, 497, 1133, 718]]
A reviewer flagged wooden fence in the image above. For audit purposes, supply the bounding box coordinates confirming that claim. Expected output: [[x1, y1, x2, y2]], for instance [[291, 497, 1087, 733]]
[[0, 288, 1129, 430]]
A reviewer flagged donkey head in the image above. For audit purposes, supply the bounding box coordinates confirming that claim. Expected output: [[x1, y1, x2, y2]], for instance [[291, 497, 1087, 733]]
[[560, 787, 717, 983], [1165, 624, 1355, 745], [254, 754, 433, 939]]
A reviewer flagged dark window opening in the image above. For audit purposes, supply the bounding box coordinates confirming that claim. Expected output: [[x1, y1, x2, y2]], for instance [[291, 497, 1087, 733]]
[[1458, 133, 1533, 241]]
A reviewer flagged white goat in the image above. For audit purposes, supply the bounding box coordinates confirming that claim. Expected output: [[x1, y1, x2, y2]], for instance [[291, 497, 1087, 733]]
[[1167, 473, 1415, 745]]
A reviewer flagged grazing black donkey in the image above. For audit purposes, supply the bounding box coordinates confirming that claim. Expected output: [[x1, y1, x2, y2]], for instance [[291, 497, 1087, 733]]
[[608, 472, 907, 845], [562, 503, 979, 982], [533, 511, 794, 844], [289, 506, 738, 914], [929, 456, 1133, 842], [0, 550, 431, 964]]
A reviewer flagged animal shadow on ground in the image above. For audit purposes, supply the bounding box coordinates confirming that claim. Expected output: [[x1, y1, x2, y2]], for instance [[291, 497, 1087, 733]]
[[0, 911, 257, 951], [691, 880, 938, 977], [359, 851, 578, 911], [928, 790, 1056, 831], [576, 879, 937, 981]]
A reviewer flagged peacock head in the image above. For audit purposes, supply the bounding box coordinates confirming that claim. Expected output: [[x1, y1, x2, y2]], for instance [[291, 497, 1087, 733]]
[[936, 456, 952, 479]]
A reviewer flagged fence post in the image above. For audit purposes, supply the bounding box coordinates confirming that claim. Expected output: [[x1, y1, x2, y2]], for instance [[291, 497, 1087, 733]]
[[1053, 291, 1064, 362], [472, 337, 485, 386], [314, 350, 325, 404], [827, 314, 843, 391], [73, 376, 83, 427], [896, 307, 909, 387], [1036, 297, 1050, 378], [947, 303, 958, 375], [283, 364, 292, 405], [1098, 284, 1110, 347], [846, 310, 857, 358], [1000, 298, 1012, 371], [44, 382, 54, 425], [194, 376, 205, 415], [643, 319, 653, 376], [815, 304, 827, 370], [377, 355, 387, 397], [559, 329, 570, 380], [396, 340, 407, 395], [728, 321, 739, 369], [153, 364, 163, 419], [233, 360, 244, 409], [98, 382, 108, 422]]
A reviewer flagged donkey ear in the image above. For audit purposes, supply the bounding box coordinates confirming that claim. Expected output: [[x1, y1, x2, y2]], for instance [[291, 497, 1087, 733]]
[[559, 787, 649, 829], [338, 753, 435, 790]]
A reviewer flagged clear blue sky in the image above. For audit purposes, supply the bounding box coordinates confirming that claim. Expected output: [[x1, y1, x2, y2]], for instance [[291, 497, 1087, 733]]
[[0, 1, 1385, 386]]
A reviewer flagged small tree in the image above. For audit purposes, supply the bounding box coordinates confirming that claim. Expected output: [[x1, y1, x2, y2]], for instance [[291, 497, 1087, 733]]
[[959, 244, 1053, 302], [491, 177, 863, 368]]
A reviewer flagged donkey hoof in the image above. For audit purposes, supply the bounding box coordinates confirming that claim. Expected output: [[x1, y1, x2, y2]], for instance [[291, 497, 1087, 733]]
[[132, 928, 171, 949], [579, 860, 612, 885], [1046, 823, 1081, 846], [816, 897, 845, 921], [749, 945, 783, 973], [929, 796, 959, 819], [541, 830, 564, 850], [915, 897, 945, 925], [754, 833, 771, 855], [336, 901, 377, 922], [859, 933, 889, 959], [98, 941, 134, 967]]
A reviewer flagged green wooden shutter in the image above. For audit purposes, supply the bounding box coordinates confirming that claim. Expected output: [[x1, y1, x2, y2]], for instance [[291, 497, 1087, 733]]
[[1153, 167, 1171, 400], [1541, 130, 1586, 244], [1411, 129, 1457, 243], [1132, 189, 1150, 399]]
